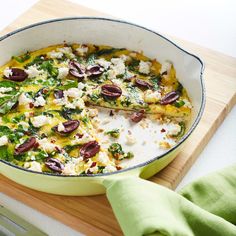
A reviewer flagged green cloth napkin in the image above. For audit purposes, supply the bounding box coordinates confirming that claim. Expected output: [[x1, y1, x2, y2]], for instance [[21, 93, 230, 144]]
[[104, 165, 236, 236]]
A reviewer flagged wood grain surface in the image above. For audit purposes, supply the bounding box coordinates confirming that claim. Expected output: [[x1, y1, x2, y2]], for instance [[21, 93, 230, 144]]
[[0, 0, 236, 235]]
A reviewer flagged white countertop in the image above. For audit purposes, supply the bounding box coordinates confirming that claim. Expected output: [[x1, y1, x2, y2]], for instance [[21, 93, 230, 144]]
[[0, 0, 236, 235]]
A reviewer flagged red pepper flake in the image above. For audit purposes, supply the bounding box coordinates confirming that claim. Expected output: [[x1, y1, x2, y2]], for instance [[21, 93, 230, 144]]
[[161, 128, 166, 133], [116, 166, 122, 170], [109, 110, 114, 116], [51, 139, 56, 143], [90, 162, 97, 168], [29, 103, 34, 108], [76, 133, 84, 138], [55, 146, 61, 153]]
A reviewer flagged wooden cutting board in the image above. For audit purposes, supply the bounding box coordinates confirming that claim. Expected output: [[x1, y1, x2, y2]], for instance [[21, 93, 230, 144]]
[[0, 0, 236, 235]]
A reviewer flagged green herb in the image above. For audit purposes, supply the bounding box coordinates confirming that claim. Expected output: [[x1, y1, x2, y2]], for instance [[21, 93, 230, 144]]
[[0, 145, 14, 162], [121, 96, 132, 107], [58, 80, 78, 90], [0, 91, 21, 115], [108, 143, 134, 160], [150, 75, 161, 91], [0, 81, 18, 88], [174, 100, 185, 108], [86, 54, 96, 65], [108, 143, 124, 159], [124, 151, 134, 159], [26, 55, 45, 67], [105, 129, 120, 138], [88, 93, 101, 103], [56, 108, 82, 120], [11, 114, 25, 124], [95, 47, 125, 56], [12, 52, 31, 63], [40, 60, 58, 78], [81, 116, 89, 124], [173, 122, 186, 138], [176, 82, 183, 95], [35, 150, 49, 162], [128, 59, 140, 72], [97, 166, 105, 173]]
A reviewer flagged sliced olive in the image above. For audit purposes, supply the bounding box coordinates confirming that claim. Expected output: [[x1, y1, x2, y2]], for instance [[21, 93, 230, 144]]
[[160, 91, 180, 105], [86, 64, 104, 77], [54, 90, 64, 99], [101, 84, 122, 99], [45, 158, 64, 173], [4, 68, 28, 82], [52, 120, 80, 135], [69, 60, 85, 80], [130, 110, 145, 123], [80, 141, 100, 160], [135, 78, 152, 90], [14, 137, 37, 155]]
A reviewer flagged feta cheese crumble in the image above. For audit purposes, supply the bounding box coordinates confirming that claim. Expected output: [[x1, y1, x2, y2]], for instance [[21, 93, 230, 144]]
[[18, 93, 33, 106], [139, 61, 151, 74], [31, 115, 51, 128], [160, 61, 172, 75], [125, 133, 136, 145], [144, 90, 161, 103], [0, 136, 8, 146], [76, 45, 88, 56], [37, 138, 57, 153], [103, 165, 117, 173], [95, 58, 111, 70], [57, 67, 69, 79], [47, 50, 63, 59], [3, 67, 13, 77], [25, 65, 42, 78], [57, 122, 65, 132], [24, 161, 42, 172], [34, 96, 46, 107], [166, 123, 181, 136]]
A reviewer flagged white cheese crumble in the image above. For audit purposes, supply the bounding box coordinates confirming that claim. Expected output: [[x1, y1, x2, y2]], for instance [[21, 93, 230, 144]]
[[78, 82, 85, 90], [18, 93, 33, 106], [182, 99, 193, 109], [25, 65, 42, 78], [37, 138, 56, 153], [3, 67, 13, 77], [144, 90, 161, 103], [166, 123, 181, 136], [0, 136, 8, 146], [125, 134, 136, 145], [57, 67, 69, 79], [71, 131, 93, 145], [76, 45, 88, 56], [139, 61, 151, 74], [0, 87, 12, 93], [95, 58, 111, 70], [47, 50, 63, 59], [34, 96, 46, 107], [103, 165, 117, 173], [62, 163, 76, 175], [97, 151, 110, 165], [110, 58, 126, 76], [18, 121, 29, 130], [31, 115, 51, 128], [58, 47, 75, 59], [160, 61, 172, 75], [57, 122, 65, 132], [64, 88, 81, 98], [24, 161, 42, 172], [119, 54, 130, 62]]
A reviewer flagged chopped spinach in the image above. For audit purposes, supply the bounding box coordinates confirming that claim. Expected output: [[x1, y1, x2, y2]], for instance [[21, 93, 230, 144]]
[[12, 52, 31, 63], [0, 91, 21, 115], [174, 100, 185, 108], [95, 47, 125, 56], [105, 129, 120, 138], [40, 60, 58, 78], [108, 143, 124, 159], [121, 96, 132, 107], [176, 82, 183, 95], [150, 75, 161, 91], [0, 145, 14, 161], [58, 80, 78, 90]]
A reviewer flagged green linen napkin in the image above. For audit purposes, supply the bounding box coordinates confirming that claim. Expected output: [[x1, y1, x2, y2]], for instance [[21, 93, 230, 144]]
[[104, 164, 236, 236]]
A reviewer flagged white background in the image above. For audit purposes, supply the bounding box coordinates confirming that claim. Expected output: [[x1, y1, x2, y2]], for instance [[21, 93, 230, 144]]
[[0, 0, 236, 235]]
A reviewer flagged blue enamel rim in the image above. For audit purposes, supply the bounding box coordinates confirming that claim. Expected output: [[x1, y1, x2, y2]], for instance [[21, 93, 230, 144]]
[[0, 17, 205, 178]]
